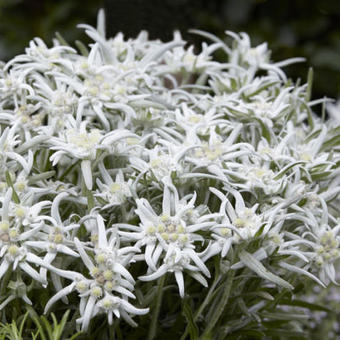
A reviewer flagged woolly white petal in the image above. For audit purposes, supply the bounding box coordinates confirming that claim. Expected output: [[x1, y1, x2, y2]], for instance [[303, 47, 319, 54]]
[[113, 286, 135, 299], [145, 242, 157, 271], [114, 263, 135, 283], [96, 214, 108, 248], [185, 249, 210, 277], [74, 237, 94, 271], [51, 192, 68, 224], [175, 271, 185, 298], [152, 244, 164, 266], [2, 188, 12, 221], [0, 296, 15, 311], [119, 298, 149, 315], [80, 295, 96, 332], [44, 282, 76, 313], [81, 160, 93, 190], [19, 262, 46, 284], [139, 264, 168, 281], [0, 260, 10, 280], [188, 272, 208, 287]]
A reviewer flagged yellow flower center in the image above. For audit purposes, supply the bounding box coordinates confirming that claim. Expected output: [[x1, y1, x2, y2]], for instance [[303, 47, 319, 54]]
[[91, 286, 103, 298], [8, 245, 19, 256]]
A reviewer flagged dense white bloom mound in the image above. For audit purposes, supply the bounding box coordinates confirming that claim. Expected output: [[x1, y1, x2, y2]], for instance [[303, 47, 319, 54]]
[[0, 10, 339, 333]]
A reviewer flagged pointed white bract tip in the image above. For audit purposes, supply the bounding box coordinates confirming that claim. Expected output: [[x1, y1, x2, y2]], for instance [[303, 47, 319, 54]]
[[81, 160, 93, 190]]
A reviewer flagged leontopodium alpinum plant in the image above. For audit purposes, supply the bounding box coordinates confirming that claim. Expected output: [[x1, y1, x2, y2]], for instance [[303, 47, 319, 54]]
[[0, 9, 339, 339]]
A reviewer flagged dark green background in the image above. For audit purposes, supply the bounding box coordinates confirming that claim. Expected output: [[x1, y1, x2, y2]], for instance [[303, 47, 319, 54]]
[[1, 0, 340, 100]]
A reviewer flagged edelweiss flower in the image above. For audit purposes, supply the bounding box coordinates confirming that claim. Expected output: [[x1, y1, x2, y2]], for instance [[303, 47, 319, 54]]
[[118, 177, 214, 297], [23, 192, 80, 283], [95, 163, 133, 209], [186, 125, 252, 168], [0, 188, 49, 285], [45, 214, 147, 331], [209, 187, 264, 243], [225, 31, 304, 80], [0, 9, 339, 336], [49, 116, 137, 189], [130, 145, 183, 181]]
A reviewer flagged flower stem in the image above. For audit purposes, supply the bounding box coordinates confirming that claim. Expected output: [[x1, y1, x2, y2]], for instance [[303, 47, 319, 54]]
[[201, 269, 235, 338], [147, 274, 166, 340], [180, 275, 221, 340]]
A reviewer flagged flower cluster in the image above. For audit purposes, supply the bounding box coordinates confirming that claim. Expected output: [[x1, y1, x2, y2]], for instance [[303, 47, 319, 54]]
[[0, 10, 339, 334]]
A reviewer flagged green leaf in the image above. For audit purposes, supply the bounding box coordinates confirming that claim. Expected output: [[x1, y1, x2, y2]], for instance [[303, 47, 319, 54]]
[[255, 291, 274, 301], [305, 67, 313, 102], [230, 77, 238, 91], [85, 187, 95, 212], [239, 250, 293, 290], [247, 81, 279, 98], [182, 300, 199, 340], [273, 161, 304, 180], [58, 159, 80, 181], [75, 40, 89, 56], [69, 332, 82, 340], [202, 270, 235, 337], [28, 171, 56, 185], [279, 299, 332, 313], [310, 171, 332, 181], [227, 329, 265, 339], [264, 329, 308, 339], [55, 31, 69, 46], [27, 307, 47, 340], [40, 315, 54, 339], [56, 310, 70, 338], [279, 262, 326, 287], [147, 274, 166, 340], [5, 171, 20, 204], [301, 101, 315, 131], [18, 312, 29, 336], [254, 224, 265, 238], [256, 119, 271, 143], [321, 134, 340, 152], [259, 311, 309, 321]]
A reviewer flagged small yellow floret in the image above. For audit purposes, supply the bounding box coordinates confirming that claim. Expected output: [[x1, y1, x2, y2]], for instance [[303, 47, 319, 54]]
[[160, 214, 170, 222], [102, 298, 114, 309], [177, 224, 185, 233], [96, 253, 107, 264], [161, 232, 169, 241], [76, 280, 88, 293], [0, 221, 9, 232], [15, 181, 27, 192], [9, 229, 18, 239], [179, 235, 189, 243], [170, 233, 179, 241], [91, 286, 103, 298], [104, 281, 114, 291], [146, 226, 156, 235], [157, 224, 165, 233], [220, 228, 230, 237], [234, 218, 246, 228], [53, 234, 63, 244], [103, 270, 114, 281], [300, 152, 311, 161], [110, 183, 121, 193], [8, 245, 19, 256], [90, 267, 100, 277], [91, 234, 99, 243]]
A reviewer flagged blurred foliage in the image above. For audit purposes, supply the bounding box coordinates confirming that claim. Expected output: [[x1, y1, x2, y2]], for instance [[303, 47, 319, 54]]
[[191, 0, 340, 102], [0, 0, 103, 61], [0, 0, 340, 99], [105, 0, 340, 101]]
